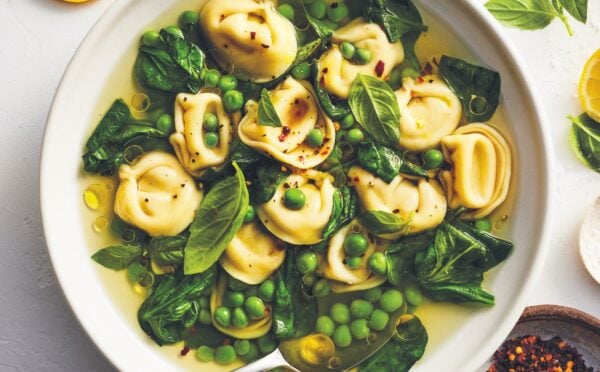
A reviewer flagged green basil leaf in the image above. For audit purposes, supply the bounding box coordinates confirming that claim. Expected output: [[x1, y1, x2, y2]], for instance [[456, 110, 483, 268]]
[[484, 0, 558, 30], [439, 55, 501, 122], [357, 141, 427, 183], [358, 210, 410, 236], [183, 163, 249, 275], [349, 74, 401, 148], [248, 162, 289, 205], [127, 261, 149, 282], [559, 0, 587, 23], [149, 234, 187, 266], [258, 89, 283, 127], [322, 186, 360, 240], [91, 245, 142, 270], [568, 113, 600, 173]]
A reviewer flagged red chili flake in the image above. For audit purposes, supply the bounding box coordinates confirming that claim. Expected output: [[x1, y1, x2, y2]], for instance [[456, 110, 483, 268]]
[[322, 67, 329, 74], [220, 14, 225, 21], [417, 76, 424, 83], [375, 60, 385, 77], [250, 31, 256, 40], [392, 209, 400, 214], [180, 346, 190, 356], [279, 126, 291, 142], [353, 177, 360, 182], [298, 155, 305, 162], [261, 43, 270, 49]]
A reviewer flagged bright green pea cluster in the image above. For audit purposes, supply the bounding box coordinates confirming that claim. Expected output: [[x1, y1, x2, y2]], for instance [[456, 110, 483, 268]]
[[214, 276, 274, 330], [343, 232, 368, 270], [339, 41, 372, 65], [307, 0, 348, 26]]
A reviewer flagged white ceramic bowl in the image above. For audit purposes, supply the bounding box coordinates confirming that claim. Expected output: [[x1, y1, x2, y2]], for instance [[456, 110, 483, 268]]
[[40, 0, 553, 370]]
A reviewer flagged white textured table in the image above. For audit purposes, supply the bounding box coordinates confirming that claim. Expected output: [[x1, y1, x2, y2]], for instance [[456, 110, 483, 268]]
[[0, 1, 599, 370]]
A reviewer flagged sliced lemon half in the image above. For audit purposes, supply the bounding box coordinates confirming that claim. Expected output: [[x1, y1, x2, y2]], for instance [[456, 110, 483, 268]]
[[579, 49, 600, 123]]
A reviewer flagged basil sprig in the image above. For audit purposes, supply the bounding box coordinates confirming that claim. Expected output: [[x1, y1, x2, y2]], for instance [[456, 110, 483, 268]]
[[569, 113, 600, 173], [258, 89, 283, 127]]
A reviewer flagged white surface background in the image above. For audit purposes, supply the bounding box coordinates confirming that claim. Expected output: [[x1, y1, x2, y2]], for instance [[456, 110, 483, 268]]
[[0, 0, 599, 370]]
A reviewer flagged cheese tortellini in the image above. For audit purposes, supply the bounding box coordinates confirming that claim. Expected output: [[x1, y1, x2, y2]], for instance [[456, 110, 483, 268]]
[[238, 77, 336, 169], [395, 75, 462, 151], [348, 166, 446, 238], [321, 220, 387, 293], [220, 222, 286, 285], [257, 170, 335, 245], [114, 152, 203, 237], [170, 92, 232, 176], [211, 275, 272, 339], [317, 19, 405, 99], [200, 0, 298, 82], [440, 123, 512, 219]]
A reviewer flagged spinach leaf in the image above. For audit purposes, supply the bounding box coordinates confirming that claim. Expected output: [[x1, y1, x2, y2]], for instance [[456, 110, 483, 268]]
[[184, 164, 249, 275], [358, 211, 411, 236], [248, 162, 289, 205], [349, 74, 401, 149], [439, 55, 501, 122], [314, 67, 352, 121], [358, 314, 428, 372], [568, 113, 600, 173], [91, 245, 142, 270], [148, 234, 187, 266], [138, 267, 217, 345], [183, 324, 228, 348], [322, 186, 360, 240], [385, 230, 436, 285], [258, 89, 283, 127], [273, 272, 294, 340], [357, 141, 427, 182], [559, 0, 587, 23], [135, 29, 205, 94]]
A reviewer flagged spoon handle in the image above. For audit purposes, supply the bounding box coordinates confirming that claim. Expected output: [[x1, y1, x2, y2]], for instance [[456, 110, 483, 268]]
[[233, 348, 299, 372]]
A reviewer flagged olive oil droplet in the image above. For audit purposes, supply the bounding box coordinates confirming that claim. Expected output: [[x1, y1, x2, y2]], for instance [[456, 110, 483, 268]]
[[83, 184, 107, 210], [93, 216, 109, 232], [131, 93, 150, 112]]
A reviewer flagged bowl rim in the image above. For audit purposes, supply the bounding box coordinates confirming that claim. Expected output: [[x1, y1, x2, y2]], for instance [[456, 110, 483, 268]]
[[39, 0, 555, 370]]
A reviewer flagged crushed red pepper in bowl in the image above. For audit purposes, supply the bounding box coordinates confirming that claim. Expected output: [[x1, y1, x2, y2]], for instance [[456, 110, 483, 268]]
[[487, 335, 594, 372]]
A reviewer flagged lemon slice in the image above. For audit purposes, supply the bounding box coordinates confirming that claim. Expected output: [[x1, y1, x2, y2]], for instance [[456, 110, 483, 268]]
[[579, 49, 600, 123], [579, 196, 600, 285]]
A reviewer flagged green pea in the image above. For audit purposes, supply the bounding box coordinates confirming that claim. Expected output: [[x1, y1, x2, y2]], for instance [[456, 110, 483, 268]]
[[344, 233, 369, 257], [368, 309, 389, 331], [387, 66, 403, 89], [198, 308, 212, 325], [228, 277, 248, 291], [277, 3, 295, 21], [355, 48, 372, 65], [340, 113, 355, 129], [345, 128, 364, 145], [204, 69, 221, 88], [204, 132, 219, 148], [350, 319, 370, 340], [312, 279, 330, 298], [307, 129, 324, 148], [291, 61, 311, 80], [241, 342, 260, 363], [244, 285, 259, 298], [363, 287, 382, 303], [164, 25, 184, 39], [232, 307, 250, 328], [283, 188, 306, 210], [346, 256, 362, 269], [315, 315, 335, 336], [296, 250, 318, 274], [156, 113, 174, 134], [330, 303, 350, 324], [198, 297, 210, 309], [223, 89, 244, 113], [326, 3, 349, 23], [379, 289, 404, 313], [217, 75, 238, 93], [215, 345, 237, 365], [401, 67, 421, 80], [404, 285, 424, 306], [245, 296, 266, 319], [179, 10, 199, 27], [474, 218, 492, 232], [202, 113, 218, 132], [234, 339, 251, 356], [308, 0, 327, 19], [257, 334, 277, 354], [214, 307, 231, 327], [340, 41, 356, 60], [423, 149, 445, 170], [224, 291, 245, 308], [196, 345, 215, 362], [350, 299, 374, 319], [367, 252, 387, 276], [243, 205, 256, 224], [332, 325, 352, 347], [141, 30, 161, 47], [258, 279, 275, 302]]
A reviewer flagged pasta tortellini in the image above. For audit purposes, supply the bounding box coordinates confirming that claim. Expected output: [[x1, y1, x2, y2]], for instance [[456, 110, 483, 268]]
[[220, 222, 286, 285], [321, 220, 387, 293], [348, 166, 446, 238], [114, 152, 203, 237], [257, 170, 335, 245], [170, 92, 232, 176], [440, 123, 512, 219], [238, 77, 336, 169], [200, 0, 298, 82], [317, 19, 405, 99], [211, 275, 272, 339], [395, 74, 462, 151]]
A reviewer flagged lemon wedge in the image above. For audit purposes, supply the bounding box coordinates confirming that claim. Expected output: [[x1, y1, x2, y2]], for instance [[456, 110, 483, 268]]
[[579, 49, 600, 123]]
